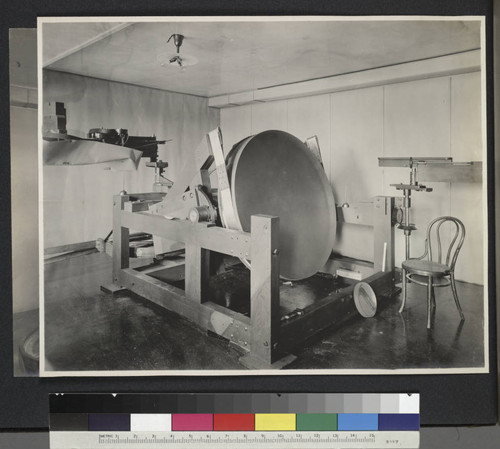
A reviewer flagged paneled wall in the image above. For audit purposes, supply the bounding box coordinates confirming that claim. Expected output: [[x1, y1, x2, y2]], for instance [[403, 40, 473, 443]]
[[220, 72, 484, 284], [43, 70, 219, 248]]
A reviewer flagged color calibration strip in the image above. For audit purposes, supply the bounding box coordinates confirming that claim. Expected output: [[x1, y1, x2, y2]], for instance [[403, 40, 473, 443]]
[[49, 394, 419, 449], [52, 412, 419, 432]]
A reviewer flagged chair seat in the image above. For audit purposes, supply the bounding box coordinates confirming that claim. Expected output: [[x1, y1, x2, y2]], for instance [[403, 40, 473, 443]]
[[402, 259, 451, 277], [407, 273, 451, 287]]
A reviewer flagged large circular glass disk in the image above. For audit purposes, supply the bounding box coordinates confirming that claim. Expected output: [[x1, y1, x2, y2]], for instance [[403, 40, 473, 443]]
[[228, 130, 336, 280]]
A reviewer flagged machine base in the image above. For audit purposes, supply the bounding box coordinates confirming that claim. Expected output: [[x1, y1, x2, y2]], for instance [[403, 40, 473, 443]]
[[107, 193, 397, 368]]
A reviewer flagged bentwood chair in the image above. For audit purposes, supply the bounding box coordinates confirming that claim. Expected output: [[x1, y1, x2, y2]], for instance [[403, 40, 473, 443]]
[[400, 216, 466, 329]]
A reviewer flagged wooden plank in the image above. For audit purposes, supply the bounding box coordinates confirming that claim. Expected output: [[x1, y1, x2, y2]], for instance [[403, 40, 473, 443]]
[[120, 210, 251, 258], [305, 136, 323, 166], [209, 128, 241, 230], [197, 227, 251, 259], [44, 240, 96, 255], [121, 211, 188, 243], [373, 197, 394, 272], [248, 215, 280, 364]]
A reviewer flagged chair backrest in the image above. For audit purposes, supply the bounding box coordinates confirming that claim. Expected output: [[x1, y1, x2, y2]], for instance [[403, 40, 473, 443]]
[[424, 216, 465, 270]]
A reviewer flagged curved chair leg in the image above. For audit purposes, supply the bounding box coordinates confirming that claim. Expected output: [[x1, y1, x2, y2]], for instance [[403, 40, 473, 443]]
[[427, 276, 432, 329], [399, 268, 407, 313], [450, 273, 465, 321], [431, 285, 436, 310]]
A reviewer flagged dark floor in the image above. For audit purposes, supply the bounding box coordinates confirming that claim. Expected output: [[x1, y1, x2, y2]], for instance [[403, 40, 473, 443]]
[[289, 280, 484, 370], [15, 252, 485, 374]]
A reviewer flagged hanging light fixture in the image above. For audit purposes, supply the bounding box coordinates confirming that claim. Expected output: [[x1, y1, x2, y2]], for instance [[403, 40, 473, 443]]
[[167, 34, 184, 66], [157, 33, 198, 70]]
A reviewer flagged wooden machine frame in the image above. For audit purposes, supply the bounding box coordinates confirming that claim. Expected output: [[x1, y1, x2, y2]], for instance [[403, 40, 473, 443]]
[[107, 190, 397, 369]]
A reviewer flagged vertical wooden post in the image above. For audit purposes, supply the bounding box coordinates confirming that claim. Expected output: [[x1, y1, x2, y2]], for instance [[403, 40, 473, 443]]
[[185, 228, 210, 304], [249, 215, 280, 365], [113, 194, 130, 285], [373, 196, 395, 272]]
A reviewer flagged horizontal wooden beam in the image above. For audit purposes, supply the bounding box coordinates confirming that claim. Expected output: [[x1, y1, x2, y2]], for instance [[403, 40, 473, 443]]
[[197, 226, 251, 258], [209, 50, 481, 108], [121, 211, 251, 258]]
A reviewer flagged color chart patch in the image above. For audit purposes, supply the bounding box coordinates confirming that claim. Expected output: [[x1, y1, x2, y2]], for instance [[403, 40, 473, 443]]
[[49, 393, 420, 449], [51, 411, 419, 432]]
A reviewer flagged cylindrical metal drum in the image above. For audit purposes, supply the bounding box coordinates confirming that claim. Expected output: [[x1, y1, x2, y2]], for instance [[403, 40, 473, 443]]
[[223, 130, 336, 280]]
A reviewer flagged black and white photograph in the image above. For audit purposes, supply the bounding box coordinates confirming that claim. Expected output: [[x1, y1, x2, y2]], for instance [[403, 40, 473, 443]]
[[30, 16, 488, 376]]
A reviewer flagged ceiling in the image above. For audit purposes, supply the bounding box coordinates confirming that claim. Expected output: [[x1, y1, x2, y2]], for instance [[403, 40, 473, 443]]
[[42, 19, 481, 98]]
